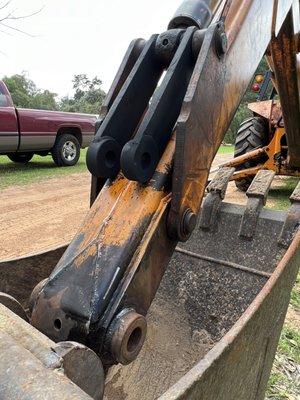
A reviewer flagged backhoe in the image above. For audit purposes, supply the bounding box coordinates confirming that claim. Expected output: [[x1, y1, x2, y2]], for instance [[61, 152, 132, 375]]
[[0, 1, 299, 399]]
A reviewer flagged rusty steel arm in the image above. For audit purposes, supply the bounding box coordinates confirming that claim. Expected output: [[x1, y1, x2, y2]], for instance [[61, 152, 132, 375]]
[[30, 0, 298, 384], [270, 2, 300, 168], [31, 136, 176, 367], [168, 0, 295, 239]]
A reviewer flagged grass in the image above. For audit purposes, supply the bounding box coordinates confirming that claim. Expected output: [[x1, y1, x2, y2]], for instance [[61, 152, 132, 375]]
[[267, 291, 300, 400], [266, 324, 300, 399], [278, 327, 300, 364], [266, 178, 299, 211], [218, 145, 234, 154], [0, 149, 88, 188]]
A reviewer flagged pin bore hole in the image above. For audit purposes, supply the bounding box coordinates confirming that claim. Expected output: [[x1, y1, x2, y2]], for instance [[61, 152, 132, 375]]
[[105, 151, 117, 168], [141, 152, 151, 170], [127, 327, 142, 353], [54, 318, 62, 331]]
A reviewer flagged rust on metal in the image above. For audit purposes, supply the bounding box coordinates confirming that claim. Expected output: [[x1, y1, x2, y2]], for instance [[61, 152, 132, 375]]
[[279, 180, 300, 247], [222, 147, 267, 169], [175, 247, 272, 278], [232, 166, 263, 181], [270, 8, 300, 167], [199, 167, 234, 229], [1, 196, 299, 399], [0, 292, 28, 321], [0, 304, 104, 400], [106, 308, 147, 365], [168, 0, 291, 240], [222, 127, 300, 182], [1, 1, 300, 399], [239, 170, 276, 239], [30, 135, 176, 362], [248, 100, 282, 125]]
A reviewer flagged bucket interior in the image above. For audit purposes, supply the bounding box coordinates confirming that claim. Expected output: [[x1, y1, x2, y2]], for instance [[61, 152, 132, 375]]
[[104, 203, 287, 399]]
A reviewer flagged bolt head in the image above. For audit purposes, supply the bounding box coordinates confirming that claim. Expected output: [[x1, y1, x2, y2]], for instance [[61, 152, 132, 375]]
[[215, 30, 227, 58], [183, 209, 197, 235]]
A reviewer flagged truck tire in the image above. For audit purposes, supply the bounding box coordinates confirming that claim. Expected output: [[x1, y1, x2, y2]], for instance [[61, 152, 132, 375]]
[[51, 134, 80, 167], [8, 152, 34, 164], [234, 116, 269, 192]]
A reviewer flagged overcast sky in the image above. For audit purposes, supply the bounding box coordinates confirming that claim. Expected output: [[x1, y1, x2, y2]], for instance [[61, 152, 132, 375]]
[[1, 0, 179, 97]]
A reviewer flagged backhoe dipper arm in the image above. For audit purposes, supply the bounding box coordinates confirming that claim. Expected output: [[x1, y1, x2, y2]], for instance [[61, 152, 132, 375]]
[[30, 0, 298, 374]]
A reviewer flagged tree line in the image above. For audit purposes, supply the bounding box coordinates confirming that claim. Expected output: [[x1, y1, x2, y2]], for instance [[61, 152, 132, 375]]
[[2, 72, 106, 114]]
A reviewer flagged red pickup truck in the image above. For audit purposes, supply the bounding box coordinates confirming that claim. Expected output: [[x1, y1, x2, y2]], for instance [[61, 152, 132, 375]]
[[0, 81, 96, 166]]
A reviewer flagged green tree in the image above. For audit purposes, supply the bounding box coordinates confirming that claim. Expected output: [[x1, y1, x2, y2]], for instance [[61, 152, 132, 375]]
[[32, 90, 58, 110], [3, 73, 36, 108], [60, 74, 106, 114], [2, 73, 58, 110]]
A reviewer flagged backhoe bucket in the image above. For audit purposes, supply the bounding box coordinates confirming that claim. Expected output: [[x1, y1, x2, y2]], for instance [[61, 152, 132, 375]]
[[0, 184, 299, 399]]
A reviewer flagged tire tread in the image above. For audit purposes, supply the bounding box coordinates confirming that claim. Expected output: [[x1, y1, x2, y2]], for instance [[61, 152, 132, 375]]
[[234, 116, 268, 192]]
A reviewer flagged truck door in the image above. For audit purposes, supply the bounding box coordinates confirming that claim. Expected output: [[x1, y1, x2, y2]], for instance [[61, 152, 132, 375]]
[[0, 83, 19, 153]]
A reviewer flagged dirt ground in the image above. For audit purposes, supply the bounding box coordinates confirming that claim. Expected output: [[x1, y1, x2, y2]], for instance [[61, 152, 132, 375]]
[[0, 172, 91, 259]]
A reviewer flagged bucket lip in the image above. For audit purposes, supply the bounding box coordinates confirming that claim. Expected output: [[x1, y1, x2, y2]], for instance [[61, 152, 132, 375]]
[[0, 242, 69, 264], [160, 229, 300, 399]]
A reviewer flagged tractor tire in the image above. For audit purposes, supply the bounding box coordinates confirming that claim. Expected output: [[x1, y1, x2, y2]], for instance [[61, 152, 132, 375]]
[[8, 152, 34, 164], [234, 116, 268, 192], [51, 134, 80, 167]]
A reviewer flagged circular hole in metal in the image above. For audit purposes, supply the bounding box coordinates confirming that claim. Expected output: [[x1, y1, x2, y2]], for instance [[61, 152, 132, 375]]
[[54, 318, 62, 331], [127, 327, 142, 353], [163, 39, 169, 46], [105, 150, 117, 168], [141, 152, 151, 170]]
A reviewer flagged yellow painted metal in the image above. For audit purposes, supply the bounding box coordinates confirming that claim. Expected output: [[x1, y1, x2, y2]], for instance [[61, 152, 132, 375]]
[[230, 128, 300, 181], [262, 128, 300, 177], [263, 128, 285, 172]]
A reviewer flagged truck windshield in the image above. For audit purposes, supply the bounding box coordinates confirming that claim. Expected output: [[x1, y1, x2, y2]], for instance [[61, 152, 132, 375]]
[[0, 85, 10, 107]]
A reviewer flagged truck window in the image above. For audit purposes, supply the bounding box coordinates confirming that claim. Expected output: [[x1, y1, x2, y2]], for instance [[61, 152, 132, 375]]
[[0, 85, 9, 107]]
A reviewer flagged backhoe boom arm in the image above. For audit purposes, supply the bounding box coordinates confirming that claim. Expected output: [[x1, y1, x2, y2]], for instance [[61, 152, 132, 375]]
[[30, 0, 299, 381]]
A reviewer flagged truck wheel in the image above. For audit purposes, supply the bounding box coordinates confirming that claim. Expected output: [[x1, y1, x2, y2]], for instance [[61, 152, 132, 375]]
[[52, 134, 80, 167], [8, 153, 34, 163], [234, 117, 269, 192]]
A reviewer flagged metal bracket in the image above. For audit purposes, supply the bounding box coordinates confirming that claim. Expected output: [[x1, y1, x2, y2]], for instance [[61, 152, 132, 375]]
[[278, 181, 300, 248], [87, 34, 163, 179], [239, 170, 275, 239], [199, 167, 234, 230], [90, 38, 146, 205], [121, 27, 197, 183]]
